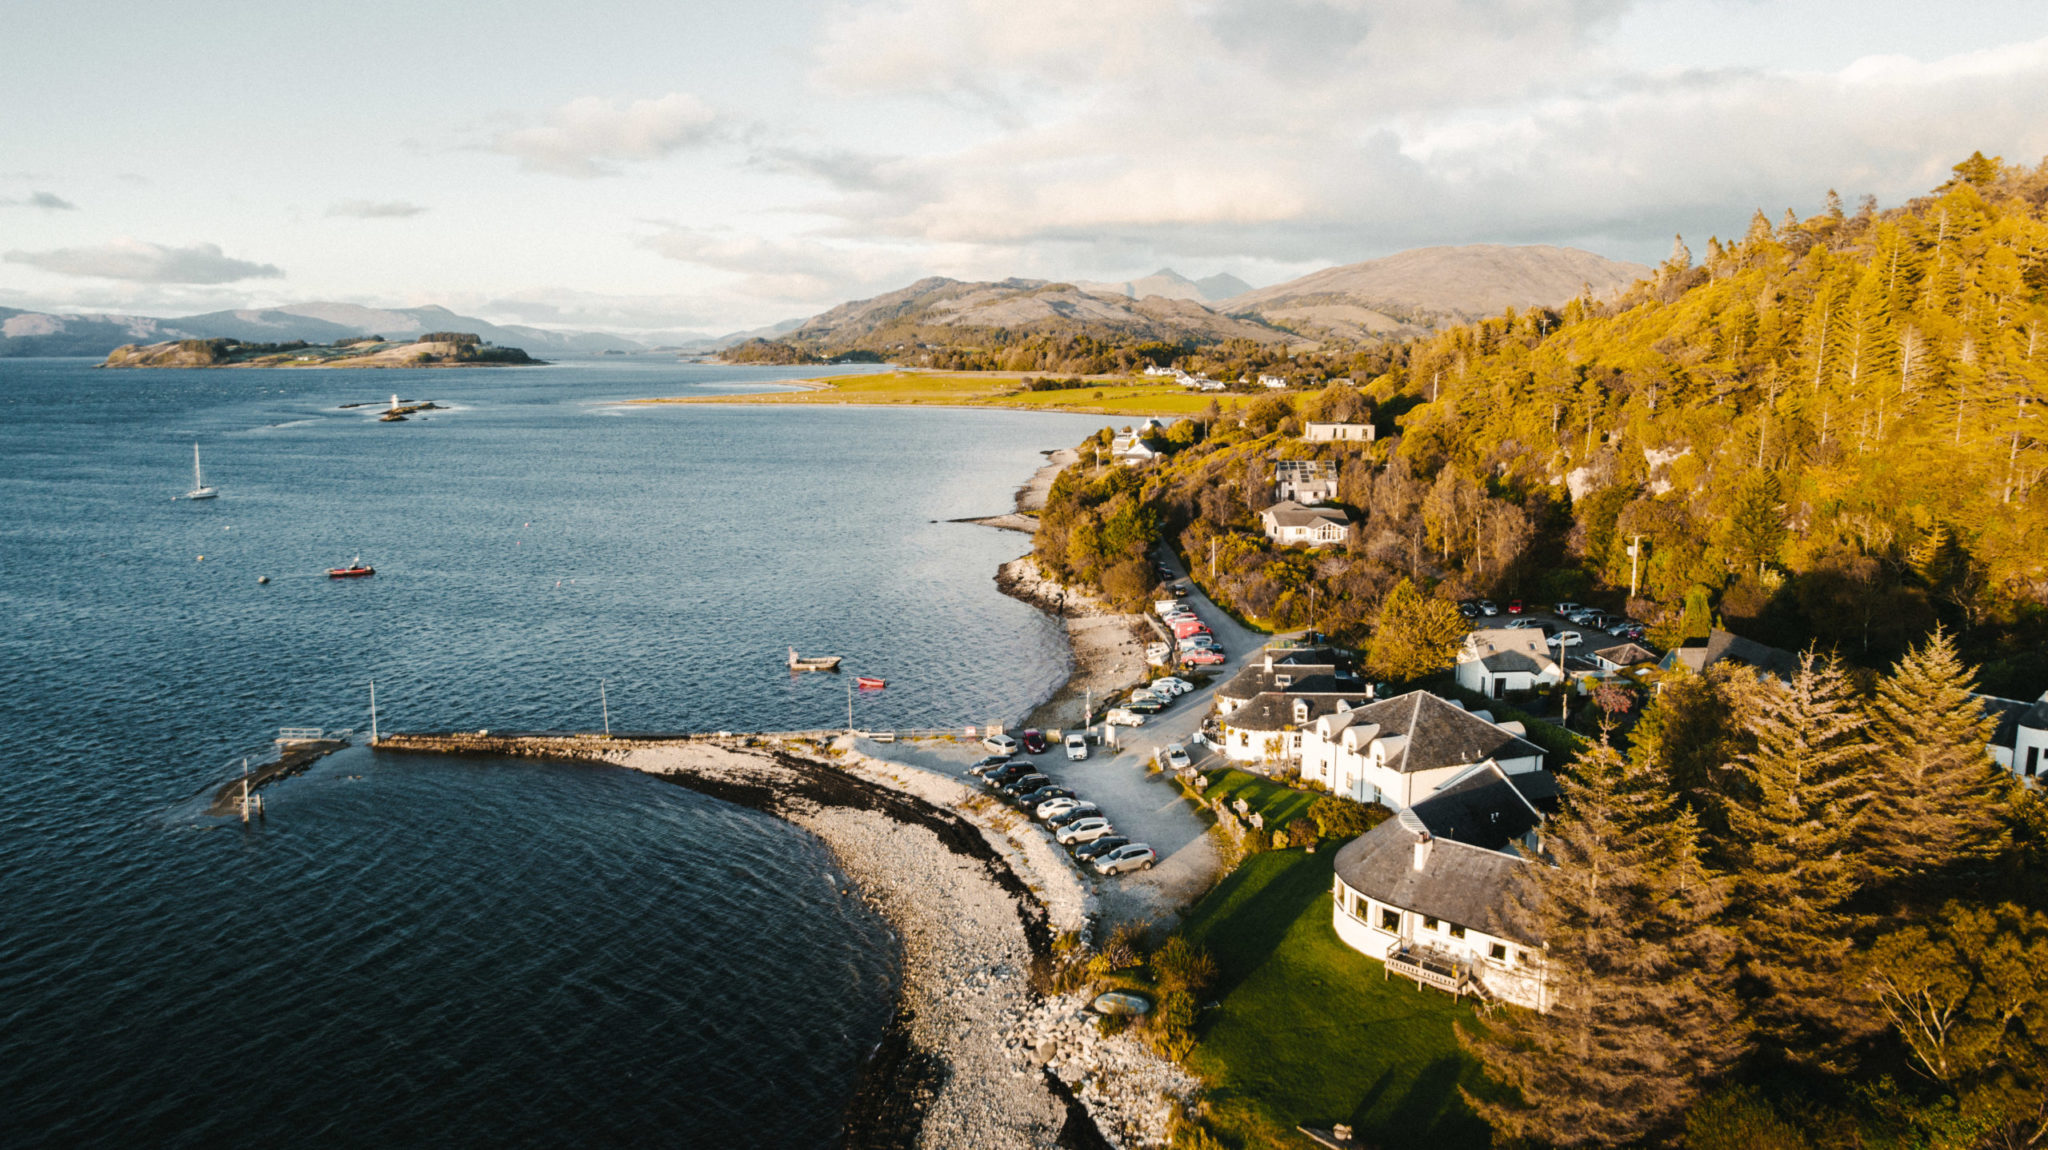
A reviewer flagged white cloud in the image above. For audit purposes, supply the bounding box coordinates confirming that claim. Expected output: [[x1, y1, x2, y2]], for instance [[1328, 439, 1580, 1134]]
[[492, 93, 719, 177], [3, 240, 284, 284], [326, 199, 428, 219], [640, 225, 913, 304]]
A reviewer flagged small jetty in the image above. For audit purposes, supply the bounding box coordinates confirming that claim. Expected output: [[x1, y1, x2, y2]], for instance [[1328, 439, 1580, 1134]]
[[206, 730, 347, 817], [788, 647, 843, 672]]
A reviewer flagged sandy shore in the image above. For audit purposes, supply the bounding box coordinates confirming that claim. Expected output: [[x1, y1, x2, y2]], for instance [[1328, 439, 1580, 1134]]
[[996, 557, 1155, 731]]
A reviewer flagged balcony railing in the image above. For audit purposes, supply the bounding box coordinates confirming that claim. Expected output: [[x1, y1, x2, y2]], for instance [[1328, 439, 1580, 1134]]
[[1385, 943, 1480, 1001]]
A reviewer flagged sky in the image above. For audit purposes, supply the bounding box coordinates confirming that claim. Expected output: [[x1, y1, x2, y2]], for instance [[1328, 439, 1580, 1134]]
[[5, 0, 2048, 339]]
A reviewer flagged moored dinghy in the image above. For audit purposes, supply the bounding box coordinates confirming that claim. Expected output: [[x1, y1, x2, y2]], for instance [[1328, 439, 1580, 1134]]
[[787, 647, 842, 672], [856, 676, 886, 689]]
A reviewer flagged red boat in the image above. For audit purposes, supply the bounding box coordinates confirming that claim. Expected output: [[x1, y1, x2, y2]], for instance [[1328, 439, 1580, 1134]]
[[856, 676, 886, 689], [328, 556, 375, 578]]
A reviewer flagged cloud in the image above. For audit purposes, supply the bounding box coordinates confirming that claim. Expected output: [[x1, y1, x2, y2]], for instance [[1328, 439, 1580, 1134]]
[[640, 225, 893, 302], [2, 191, 76, 210], [3, 240, 284, 284], [326, 199, 428, 219], [492, 93, 719, 177]]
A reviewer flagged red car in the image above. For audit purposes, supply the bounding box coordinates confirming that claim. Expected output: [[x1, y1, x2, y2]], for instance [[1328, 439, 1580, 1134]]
[[1021, 729, 1048, 755], [1183, 649, 1227, 665], [1507, 599, 1524, 614]]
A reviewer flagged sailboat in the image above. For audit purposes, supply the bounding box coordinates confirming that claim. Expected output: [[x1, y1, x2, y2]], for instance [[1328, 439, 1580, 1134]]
[[186, 444, 218, 500]]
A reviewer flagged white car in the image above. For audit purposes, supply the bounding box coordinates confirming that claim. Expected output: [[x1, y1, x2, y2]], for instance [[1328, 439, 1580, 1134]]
[[1057, 817, 1115, 845], [1064, 732, 1089, 760], [1548, 630, 1583, 649], [1037, 796, 1086, 820], [1104, 708, 1147, 727], [1178, 636, 1219, 651], [1163, 743, 1192, 770], [981, 733, 1018, 755], [1093, 843, 1157, 874], [1150, 677, 1192, 696]]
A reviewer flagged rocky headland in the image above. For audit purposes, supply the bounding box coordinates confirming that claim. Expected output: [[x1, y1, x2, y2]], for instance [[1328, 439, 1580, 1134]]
[[102, 333, 538, 369]]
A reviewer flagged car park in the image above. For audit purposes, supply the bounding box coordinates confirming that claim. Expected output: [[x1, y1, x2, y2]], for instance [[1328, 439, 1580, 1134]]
[[1047, 804, 1101, 828], [1093, 843, 1157, 874], [1020, 729, 1048, 754], [981, 733, 1019, 755], [1064, 733, 1089, 760], [1072, 835, 1131, 861], [1163, 743, 1192, 770], [1105, 708, 1147, 726], [1057, 817, 1115, 845]]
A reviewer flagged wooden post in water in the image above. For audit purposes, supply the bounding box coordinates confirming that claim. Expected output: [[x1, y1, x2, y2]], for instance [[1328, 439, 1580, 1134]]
[[369, 680, 378, 745], [240, 758, 250, 825]]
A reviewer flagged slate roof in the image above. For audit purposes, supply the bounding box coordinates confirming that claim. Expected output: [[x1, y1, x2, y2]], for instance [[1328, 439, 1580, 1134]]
[[1334, 811, 1538, 944], [1223, 691, 1374, 732], [1261, 500, 1352, 529], [1460, 628, 1558, 676], [1216, 648, 1348, 702], [1592, 642, 1659, 668], [1981, 692, 2048, 750], [1332, 690, 1545, 773], [1662, 629, 1800, 679], [1414, 764, 1546, 852]]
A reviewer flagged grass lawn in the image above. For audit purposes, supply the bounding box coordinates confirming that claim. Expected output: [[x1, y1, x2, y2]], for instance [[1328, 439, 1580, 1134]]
[[1179, 850, 1496, 1150], [631, 369, 1234, 417], [1200, 768, 1322, 831]]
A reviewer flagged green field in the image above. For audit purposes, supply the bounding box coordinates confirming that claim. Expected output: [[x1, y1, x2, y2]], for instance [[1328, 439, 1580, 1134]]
[[633, 370, 1233, 417], [1179, 850, 1495, 1150]]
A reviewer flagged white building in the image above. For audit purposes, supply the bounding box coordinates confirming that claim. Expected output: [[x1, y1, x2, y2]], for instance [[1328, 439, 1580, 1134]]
[[1258, 374, 1289, 389], [1273, 459, 1339, 503], [1331, 764, 1555, 1010], [1303, 422, 1375, 444], [1455, 628, 1564, 699], [1110, 424, 1163, 465], [1211, 648, 1371, 764], [1260, 500, 1351, 546], [1300, 689, 1546, 808], [1985, 691, 2048, 783]]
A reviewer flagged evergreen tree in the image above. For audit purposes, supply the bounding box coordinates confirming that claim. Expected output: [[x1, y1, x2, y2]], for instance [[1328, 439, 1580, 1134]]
[[1724, 654, 1880, 1067], [1727, 471, 1787, 578], [1464, 742, 1746, 1146], [1364, 579, 1466, 683], [1863, 628, 2009, 903]]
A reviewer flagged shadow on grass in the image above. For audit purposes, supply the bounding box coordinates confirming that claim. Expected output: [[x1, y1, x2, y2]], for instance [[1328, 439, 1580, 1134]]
[[1368, 1054, 1494, 1148], [1177, 851, 1332, 1001]]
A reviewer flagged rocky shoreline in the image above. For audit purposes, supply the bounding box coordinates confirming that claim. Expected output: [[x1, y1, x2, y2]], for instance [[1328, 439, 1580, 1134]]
[[997, 556, 1154, 731]]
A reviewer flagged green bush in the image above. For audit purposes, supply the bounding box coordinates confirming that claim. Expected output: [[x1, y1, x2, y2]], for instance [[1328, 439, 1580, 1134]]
[[1683, 1086, 1812, 1150], [1310, 795, 1388, 841], [1151, 936, 1218, 995]]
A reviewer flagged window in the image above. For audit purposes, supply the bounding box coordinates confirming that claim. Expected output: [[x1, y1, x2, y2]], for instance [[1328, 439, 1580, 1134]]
[[1380, 908, 1400, 932], [1489, 943, 1507, 961], [2029, 746, 2040, 777], [1423, 916, 1439, 931], [1516, 950, 1532, 966], [1449, 923, 1466, 939]]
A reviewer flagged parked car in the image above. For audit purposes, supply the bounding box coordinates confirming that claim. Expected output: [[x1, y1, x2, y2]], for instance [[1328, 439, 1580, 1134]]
[[1548, 630, 1583, 649], [1129, 689, 1166, 705], [1458, 601, 1481, 619], [1153, 677, 1193, 695], [1172, 585, 1190, 597], [999, 774, 1051, 797], [965, 755, 1012, 777], [1477, 599, 1499, 616], [1057, 817, 1116, 845], [1064, 732, 1089, 760], [1105, 708, 1147, 727], [1507, 599, 1524, 614], [1505, 618, 1542, 630], [981, 733, 1018, 755], [1047, 804, 1102, 828], [1020, 729, 1048, 755], [1038, 796, 1086, 820], [1182, 649, 1226, 666], [1172, 620, 1210, 640], [1178, 635, 1219, 650], [1122, 699, 1165, 716], [1163, 743, 1192, 770], [1015, 785, 1074, 809], [1072, 835, 1131, 861], [1093, 843, 1157, 874], [983, 762, 1035, 787], [1554, 601, 1583, 616]]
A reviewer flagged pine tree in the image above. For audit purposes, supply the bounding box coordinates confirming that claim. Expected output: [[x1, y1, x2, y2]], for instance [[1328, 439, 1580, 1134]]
[[1464, 742, 1746, 1145], [1863, 628, 2009, 903], [1364, 577, 1466, 683], [1724, 653, 1880, 1066], [1727, 471, 1787, 577]]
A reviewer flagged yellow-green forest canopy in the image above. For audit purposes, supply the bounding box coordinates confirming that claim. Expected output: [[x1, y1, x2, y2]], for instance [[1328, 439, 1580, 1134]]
[[630, 370, 1234, 417]]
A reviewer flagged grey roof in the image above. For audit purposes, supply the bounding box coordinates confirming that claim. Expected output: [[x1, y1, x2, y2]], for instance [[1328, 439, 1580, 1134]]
[[1216, 648, 1347, 701], [1223, 691, 1374, 732], [1261, 500, 1352, 529], [1334, 812, 1538, 944], [1416, 765, 1545, 852], [1981, 693, 2048, 750], [1661, 629, 1799, 679], [1593, 642, 1659, 667], [1479, 648, 1551, 674], [1507, 771, 1563, 809], [1333, 690, 1545, 773]]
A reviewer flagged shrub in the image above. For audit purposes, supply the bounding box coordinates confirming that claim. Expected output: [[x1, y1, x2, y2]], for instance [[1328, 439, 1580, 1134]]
[[1150, 989, 1200, 1060], [1683, 1086, 1813, 1150], [1286, 817, 1320, 849], [1151, 936, 1218, 995], [1310, 795, 1388, 841]]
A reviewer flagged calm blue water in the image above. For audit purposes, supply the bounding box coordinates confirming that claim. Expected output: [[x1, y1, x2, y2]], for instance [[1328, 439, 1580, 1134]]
[[0, 357, 1116, 1147]]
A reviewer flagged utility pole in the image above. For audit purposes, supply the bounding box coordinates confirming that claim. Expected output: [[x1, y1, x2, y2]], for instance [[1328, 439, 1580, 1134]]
[[1628, 535, 1644, 599], [600, 678, 611, 737], [846, 681, 854, 735], [1209, 537, 1217, 580]]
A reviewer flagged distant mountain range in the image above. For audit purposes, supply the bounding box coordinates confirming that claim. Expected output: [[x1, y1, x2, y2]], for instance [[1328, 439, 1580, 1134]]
[[1070, 268, 1253, 304], [785, 276, 1302, 350], [0, 302, 650, 358]]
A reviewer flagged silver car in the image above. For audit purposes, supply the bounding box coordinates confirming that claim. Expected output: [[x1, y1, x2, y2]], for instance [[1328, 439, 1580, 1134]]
[[1057, 816, 1114, 845], [1093, 843, 1157, 874]]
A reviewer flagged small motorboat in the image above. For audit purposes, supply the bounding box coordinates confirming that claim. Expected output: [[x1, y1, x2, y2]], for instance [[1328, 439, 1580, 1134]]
[[788, 647, 842, 672], [856, 676, 887, 690], [328, 556, 375, 578]]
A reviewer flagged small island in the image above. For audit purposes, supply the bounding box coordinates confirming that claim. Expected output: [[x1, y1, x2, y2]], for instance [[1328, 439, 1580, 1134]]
[[102, 332, 542, 369]]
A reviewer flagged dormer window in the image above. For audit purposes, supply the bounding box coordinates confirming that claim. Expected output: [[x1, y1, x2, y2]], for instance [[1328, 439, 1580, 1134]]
[[1293, 699, 1311, 723], [1275, 675, 1292, 688]]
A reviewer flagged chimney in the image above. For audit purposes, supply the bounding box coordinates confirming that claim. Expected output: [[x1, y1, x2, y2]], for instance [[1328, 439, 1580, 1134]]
[[1264, 652, 1274, 672], [1413, 831, 1433, 872]]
